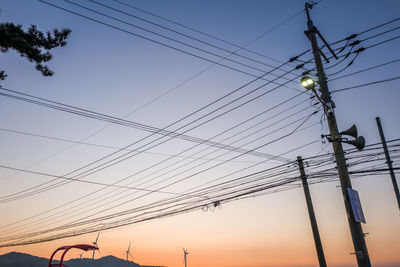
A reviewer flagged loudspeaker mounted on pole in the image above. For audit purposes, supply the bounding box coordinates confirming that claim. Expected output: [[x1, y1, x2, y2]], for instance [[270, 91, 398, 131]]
[[340, 125, 365, 151], [343, 136, 365, 151], [322, 124, 365, 151], [340, 124, 358, 138]]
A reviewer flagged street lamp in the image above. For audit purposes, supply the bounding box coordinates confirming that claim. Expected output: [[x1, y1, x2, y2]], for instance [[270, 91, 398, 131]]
[[301, 76, 365, 151], [300, 76, 315, 90], [300, 76, 334, 115]]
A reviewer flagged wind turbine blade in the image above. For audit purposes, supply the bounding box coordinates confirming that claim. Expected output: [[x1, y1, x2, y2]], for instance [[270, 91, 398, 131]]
[[128, 252, 133, 258], [128, 241, 131, 251]]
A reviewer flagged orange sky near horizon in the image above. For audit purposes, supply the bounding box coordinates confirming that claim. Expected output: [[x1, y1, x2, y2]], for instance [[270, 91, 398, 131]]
[[1, 181, 399, 267]]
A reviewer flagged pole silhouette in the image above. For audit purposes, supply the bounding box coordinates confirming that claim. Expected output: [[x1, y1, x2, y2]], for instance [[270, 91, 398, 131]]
[[304, 3, 371, 266], [297, 156, 327, 267], [376, 116, 400, 210]]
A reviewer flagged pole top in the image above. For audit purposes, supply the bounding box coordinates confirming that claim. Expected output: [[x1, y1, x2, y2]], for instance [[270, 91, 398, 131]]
[[305, 2, 312, 22]]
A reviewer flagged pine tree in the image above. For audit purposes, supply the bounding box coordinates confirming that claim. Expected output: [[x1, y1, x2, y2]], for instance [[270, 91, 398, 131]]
[[0, 22, 71, 80]]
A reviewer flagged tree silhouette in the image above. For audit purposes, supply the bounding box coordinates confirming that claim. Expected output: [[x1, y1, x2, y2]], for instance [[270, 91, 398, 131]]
[[0, 22, 71, 80]]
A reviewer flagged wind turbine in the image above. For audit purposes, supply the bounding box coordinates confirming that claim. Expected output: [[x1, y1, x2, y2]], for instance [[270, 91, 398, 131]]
[[183, 248, 189, 267], [125, 242, 133, 261], [92, 232, 100, 259]]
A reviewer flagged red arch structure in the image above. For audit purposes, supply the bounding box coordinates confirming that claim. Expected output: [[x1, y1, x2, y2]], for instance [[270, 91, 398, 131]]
[[48, 244, 98, 267]]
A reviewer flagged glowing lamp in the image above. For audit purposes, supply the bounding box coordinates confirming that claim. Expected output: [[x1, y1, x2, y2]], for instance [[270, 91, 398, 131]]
[[301, 76, 315, 90]]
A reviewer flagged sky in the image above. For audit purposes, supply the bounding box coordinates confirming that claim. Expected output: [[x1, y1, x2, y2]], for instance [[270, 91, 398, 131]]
[[0, 0, 400, 267]]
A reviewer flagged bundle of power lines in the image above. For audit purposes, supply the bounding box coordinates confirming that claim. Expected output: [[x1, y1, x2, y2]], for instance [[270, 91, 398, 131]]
[[0, 140, 399, 247], [0, 0, 399, 248]]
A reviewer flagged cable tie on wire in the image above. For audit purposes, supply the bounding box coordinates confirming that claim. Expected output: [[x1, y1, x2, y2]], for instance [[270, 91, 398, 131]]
[[295, 63, 305, 70], [289, 56, 298, 62], [349, 40, 361, 46], [345, 34, 358, 41], [353, 47, 365, 53]]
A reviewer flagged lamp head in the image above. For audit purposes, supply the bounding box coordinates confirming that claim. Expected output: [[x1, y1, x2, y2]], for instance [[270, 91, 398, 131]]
[[301, 76, 315, 90]]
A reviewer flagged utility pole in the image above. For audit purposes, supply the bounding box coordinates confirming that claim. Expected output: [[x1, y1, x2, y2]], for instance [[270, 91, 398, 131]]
[[297, 156, 327, 267], [376, 116, 400, 210], [304, 3, 371, 266]]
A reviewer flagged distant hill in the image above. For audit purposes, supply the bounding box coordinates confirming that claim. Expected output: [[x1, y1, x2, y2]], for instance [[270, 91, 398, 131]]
[[0, 252, 48, 267], [66, 256, 141, 267], [0, 252, 164, 267]]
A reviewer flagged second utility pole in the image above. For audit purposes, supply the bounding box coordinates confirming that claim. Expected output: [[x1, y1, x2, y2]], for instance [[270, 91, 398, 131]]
[[376, 116, 400, 210], [297, 156, 327, 267], [304, 3, 371, 266]]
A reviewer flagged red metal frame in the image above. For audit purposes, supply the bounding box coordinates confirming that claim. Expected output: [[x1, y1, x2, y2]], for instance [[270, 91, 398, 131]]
[[48, 244, 98, 267]]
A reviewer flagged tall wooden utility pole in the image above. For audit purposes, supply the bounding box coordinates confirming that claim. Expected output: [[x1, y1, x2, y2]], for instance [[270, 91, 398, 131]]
[[303, 3, 371, 266]]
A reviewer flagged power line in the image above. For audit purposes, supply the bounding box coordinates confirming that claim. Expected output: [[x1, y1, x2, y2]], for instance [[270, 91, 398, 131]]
[[0, 165, 202, 197], [3, 147, 396, 247], [112, 0, 301, 65], [0, 112, 318, 238], [329, 58, 400, 81], [2, 146, 393, 247], [363, 34, 400, 50], [0, 0, 307, 188], [39, 0, 303, 90], [332, 16, 400, 45], [1, 147, 312, 241], [0, 104, 318, 239], [334, 24, 400, 52], [53, 111, 319, 226], [3, 19, 394, 203], [86, 0, 295, 73], [0, 88, 287, 161], [0, 54, 310, 203], [0, 98, 315, 234], [331, 75, 400, 93], [1, 4, 398, 247], [336, 33, 400, 60], [0, 127, 262, 164], [0, 93, 308, 205], [0, 18, 396, 234], [114, 0, 303, 66]]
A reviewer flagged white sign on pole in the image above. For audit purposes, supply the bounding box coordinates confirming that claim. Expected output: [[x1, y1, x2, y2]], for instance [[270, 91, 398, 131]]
[[347, 188, 366, 224]]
